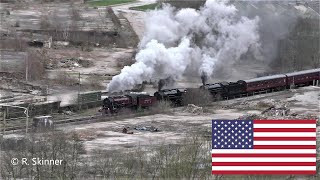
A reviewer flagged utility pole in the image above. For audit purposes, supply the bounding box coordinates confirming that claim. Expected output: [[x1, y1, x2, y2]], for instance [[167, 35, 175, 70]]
[[25, 108, 29, 133], [78, 72, 81, 111], [2, 107, 6, 134], [25, 53, 28, 82]]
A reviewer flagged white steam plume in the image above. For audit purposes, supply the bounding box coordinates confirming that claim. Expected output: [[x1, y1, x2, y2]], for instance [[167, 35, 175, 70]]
[[107, 0, 261, 92], [107, 38, 192, 91]]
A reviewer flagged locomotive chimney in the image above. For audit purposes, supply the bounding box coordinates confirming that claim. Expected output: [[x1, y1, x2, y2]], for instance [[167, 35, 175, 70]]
[[158, 79, 165, 91], [201, 72, 207, 86]]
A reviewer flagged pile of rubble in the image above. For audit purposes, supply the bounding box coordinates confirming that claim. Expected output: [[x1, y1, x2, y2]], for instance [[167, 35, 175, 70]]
[[134, 126, 159, 132], [232, 99, 289, 110], [184, 104, 203, 114], [238, 113, 262, 120], [120, 125, 160, 134], [261, 106, 290, 116], [56, 57, 94, 69], [238, 109, 318, 121]]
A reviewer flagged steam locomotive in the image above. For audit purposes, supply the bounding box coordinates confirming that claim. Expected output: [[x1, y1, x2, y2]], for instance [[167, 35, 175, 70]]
[[102, 68, 320, 114], [102, 93, 156, 114], [153, 88, 187, 106]]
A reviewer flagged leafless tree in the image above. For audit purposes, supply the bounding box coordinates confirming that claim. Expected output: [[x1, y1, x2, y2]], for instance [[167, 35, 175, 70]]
[[182, 88, 212, 106], [52, 72, 79, 86], [26, 49, 47, 81], [0, 132, 86, 179]]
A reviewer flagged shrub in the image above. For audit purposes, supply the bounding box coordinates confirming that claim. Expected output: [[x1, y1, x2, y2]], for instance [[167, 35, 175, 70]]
[[53, 72, 79, 86], [28, 49, 48, 80], [149, 100, 172, 114], [182, 88, 212, 106]]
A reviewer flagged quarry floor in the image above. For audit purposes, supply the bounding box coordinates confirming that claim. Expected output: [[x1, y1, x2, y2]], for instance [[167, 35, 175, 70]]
[[55, 86, 320, 153]]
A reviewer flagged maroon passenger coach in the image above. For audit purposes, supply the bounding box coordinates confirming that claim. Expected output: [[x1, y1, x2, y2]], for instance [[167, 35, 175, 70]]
[[243, 74, 287, 92], [285, 68, 320, 87]]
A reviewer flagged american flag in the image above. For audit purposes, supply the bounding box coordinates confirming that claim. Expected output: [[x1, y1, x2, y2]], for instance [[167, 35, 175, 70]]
[[212, 119, 317, 175]]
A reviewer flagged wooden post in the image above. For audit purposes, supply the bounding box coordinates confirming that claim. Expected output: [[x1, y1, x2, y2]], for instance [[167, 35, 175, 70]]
[[2, 107, 6, 134], [25, 109, 29, 134]]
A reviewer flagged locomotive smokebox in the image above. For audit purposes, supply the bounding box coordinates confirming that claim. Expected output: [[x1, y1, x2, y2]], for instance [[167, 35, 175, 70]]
[[201, 72, 207, 86], [158, 79, 165, 91]]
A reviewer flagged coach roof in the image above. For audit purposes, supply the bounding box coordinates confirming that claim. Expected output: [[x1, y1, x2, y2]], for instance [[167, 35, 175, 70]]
[[285, 68, 320, 77], [245, 74, 286, 83]]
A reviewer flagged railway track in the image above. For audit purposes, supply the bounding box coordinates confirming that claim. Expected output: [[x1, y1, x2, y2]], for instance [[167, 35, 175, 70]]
[[1, 85, 318, 134], [1, 109, 166, 134], [1, 114, 107, 134]]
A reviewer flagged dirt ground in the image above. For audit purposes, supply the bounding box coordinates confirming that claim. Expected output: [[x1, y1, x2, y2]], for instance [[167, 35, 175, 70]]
[[112, 0, 156, 39], [56, 86, 319, 153], [46, 47, 135, 77]]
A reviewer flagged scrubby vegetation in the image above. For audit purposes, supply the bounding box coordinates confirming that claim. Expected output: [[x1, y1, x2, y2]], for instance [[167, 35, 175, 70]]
[[87, 0, 135, 7], [1, 132, 318, 179], [182, 88, 213, 106]]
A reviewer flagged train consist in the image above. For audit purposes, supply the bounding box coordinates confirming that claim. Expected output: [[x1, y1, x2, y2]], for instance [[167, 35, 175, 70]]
[[102, 68, 320, 114]]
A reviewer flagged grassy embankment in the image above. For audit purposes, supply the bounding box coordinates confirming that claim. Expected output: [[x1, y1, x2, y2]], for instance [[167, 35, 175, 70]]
[[129, 3, 161, 11], [88, 0, 136, 6]]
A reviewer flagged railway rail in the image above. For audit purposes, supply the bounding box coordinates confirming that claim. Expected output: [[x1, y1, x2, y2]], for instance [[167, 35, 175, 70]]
[[1, 115, 103, 134]]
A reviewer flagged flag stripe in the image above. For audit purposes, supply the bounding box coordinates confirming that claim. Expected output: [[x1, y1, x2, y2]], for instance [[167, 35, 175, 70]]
[[254, 132, 316, 137], [212, 157, 316, 162], [212, 162, 316, 166], [254, 141, 316, 145], [254, 137, 316, 141], [254, 124, 316, 128], [254, 145, 316, 149], [212, 166, 316, 171], [253, 120, 316, 124], [211, 171, 316, 174], [254, 128, 316, 132], [212, 154, 316, 157], [212, 149, 316, 153]]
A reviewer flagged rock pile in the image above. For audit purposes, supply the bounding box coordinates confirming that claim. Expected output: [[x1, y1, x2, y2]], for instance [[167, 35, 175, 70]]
[[184, 104, 203, 115]]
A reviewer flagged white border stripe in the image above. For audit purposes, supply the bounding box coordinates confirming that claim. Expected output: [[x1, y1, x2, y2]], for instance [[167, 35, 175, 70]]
[[212, 166, 316, 171], [254, 132, 316, 137], [212, 158, 316, 162], [254, 141, 316, 145], [212, 149, 316, 154], [254, 124, 316, 128]]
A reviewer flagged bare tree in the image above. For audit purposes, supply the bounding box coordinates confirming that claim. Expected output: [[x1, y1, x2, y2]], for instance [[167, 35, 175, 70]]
[[26, 49, 47, 81], [0, 132, 86, 179], [39, 12, 50, 30], [182, 88, 212, 106], [53, 72, 79, 86]]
